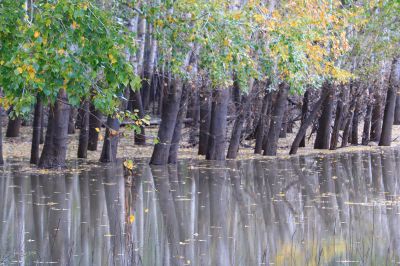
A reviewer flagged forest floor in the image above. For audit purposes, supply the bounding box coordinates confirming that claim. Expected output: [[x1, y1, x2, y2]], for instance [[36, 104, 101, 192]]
[[3, 121, 400, 167]]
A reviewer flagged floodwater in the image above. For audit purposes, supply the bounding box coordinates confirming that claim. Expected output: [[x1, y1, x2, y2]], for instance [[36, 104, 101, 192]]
[[0, 149, 400, 266]]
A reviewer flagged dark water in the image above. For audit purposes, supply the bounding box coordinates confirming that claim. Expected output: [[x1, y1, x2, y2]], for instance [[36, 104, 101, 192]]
[[1, 149, 400, 265]]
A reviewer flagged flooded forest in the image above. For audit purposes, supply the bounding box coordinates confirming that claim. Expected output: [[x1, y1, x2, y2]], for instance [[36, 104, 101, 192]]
[[0, 0, 399, 265]]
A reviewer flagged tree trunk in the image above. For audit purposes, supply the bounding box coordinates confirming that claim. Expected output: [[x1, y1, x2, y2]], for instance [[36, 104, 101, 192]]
[[341, 111, 353, 148], [39, 89, 70, 169], [279, 109, 288, 138], [129, 89, 146, 145], [88, 105, 102, 151], [254, 91, 272, 154], [99, 116, 120, 163], [188, 89, 200, 146], [264, 83, 289, 156], [350, 101, 360, 145], [290, 89, 327, 155], [0, 107, 3, 165], [77, 101, 89, 158], [30, 97, 43, 165], [39, 107, 45, 144], [371, 92, 383, 141], [168, 84, 189, 164], [394, 95, 400, 125], [299, 90, 310, 147], [206, 88, 230, 160], [362, 103, 373, 145], [314, 83, 334, 149], [198, 86, 212, 155], [68, 107, 76, 134], [330, 90, 344, 150], [379, 57, 400, 146], [150, 78, 183, 165], [227, 93, 251, 159], [6, 115, 21, 138]]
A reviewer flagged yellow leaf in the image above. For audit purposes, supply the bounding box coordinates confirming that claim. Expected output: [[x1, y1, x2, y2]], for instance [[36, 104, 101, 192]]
[[16, 67, 23, 74], [34, 31, 40, 38], [98, 135, 104, 141], [123, 160, 134, 170], [95, 127, 100, 133], [129, 214, 135, 224], [71, 21, 78, 30], [108, 54, 117, 64]]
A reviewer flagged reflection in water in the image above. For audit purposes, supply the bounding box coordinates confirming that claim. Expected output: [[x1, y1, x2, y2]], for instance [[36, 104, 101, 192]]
[[1, 149, 400, 265]]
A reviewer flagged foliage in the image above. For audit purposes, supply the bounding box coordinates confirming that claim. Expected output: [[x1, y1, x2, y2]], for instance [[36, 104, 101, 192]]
[[0, 0, 138, 117]]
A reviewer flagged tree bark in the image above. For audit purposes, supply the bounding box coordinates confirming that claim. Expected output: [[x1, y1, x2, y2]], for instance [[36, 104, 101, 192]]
[[254, 91, 272, 154], [362, 102, 373, 145], [394, 95, 400, 125], [150, 78, 183, 165], [168, 84, 190, 164], [370, 91, 383, 141], [0, 107, 3, 165], [68, 107, 76, 134], [88, 104, 102, 151], [330, 89, 344, 150], [314, 83, 334, 149], [379, 57, 400, 146], [198, 86, 212, 155], [227, 92, 251, 159], [290, 89, 327, 155], [6, 115, 21, 138], [206, 88, 230, 160], [77, 101, 89, 158], [39, 89, 70, 169], [350, 100, 360, 145], [299, 90, 310, 147], [30, 97, 43, 165], [264, 83, 289, 156], [99, 116, 120, 163]]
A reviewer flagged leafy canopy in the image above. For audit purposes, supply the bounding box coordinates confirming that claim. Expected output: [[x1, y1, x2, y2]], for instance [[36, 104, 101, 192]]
[[0, 0, 138, 116]]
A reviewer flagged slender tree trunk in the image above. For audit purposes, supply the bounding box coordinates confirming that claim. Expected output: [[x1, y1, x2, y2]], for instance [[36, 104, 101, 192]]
[[264, 83, 289, 156], [290, 89, 327, 155], [254, 91, 271, 154], [150, 78, 183, 165], [30, 97, 43, 165], [198, 86, 212, 155], [314, 83, 334, 149], [99, 116, 120, 162], [394, 95, 400, 125], [39, 107, 45, 144], [39, 89, 70, 169], [227, 92, 251, 159], [88, 105, 102, 151], [371, 92, 383, 141], [341, 111, 353, 148], [206, 88, 230, 160], [299, 90, 310, 147], [350, 101, 360, 145], [68, 107, 76, 134], [279, 109, 288, 138], [129, 89, 146, 145], [379, 57, 400, 146], [77, 101, 89, 159], [0, 107, 3, 165], [362, 102, 373, 145], [188, 89, 200, 146], [330, 90, 344, 150], [6, 116, 21, 138], [168, 84, 189, 164]]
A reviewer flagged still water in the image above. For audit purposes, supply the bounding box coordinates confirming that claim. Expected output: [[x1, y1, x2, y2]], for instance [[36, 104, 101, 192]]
[[0, 149, 399, 265]]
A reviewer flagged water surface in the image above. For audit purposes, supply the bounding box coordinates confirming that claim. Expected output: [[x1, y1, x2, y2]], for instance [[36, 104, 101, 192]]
[[0, 149, 400, 265]]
